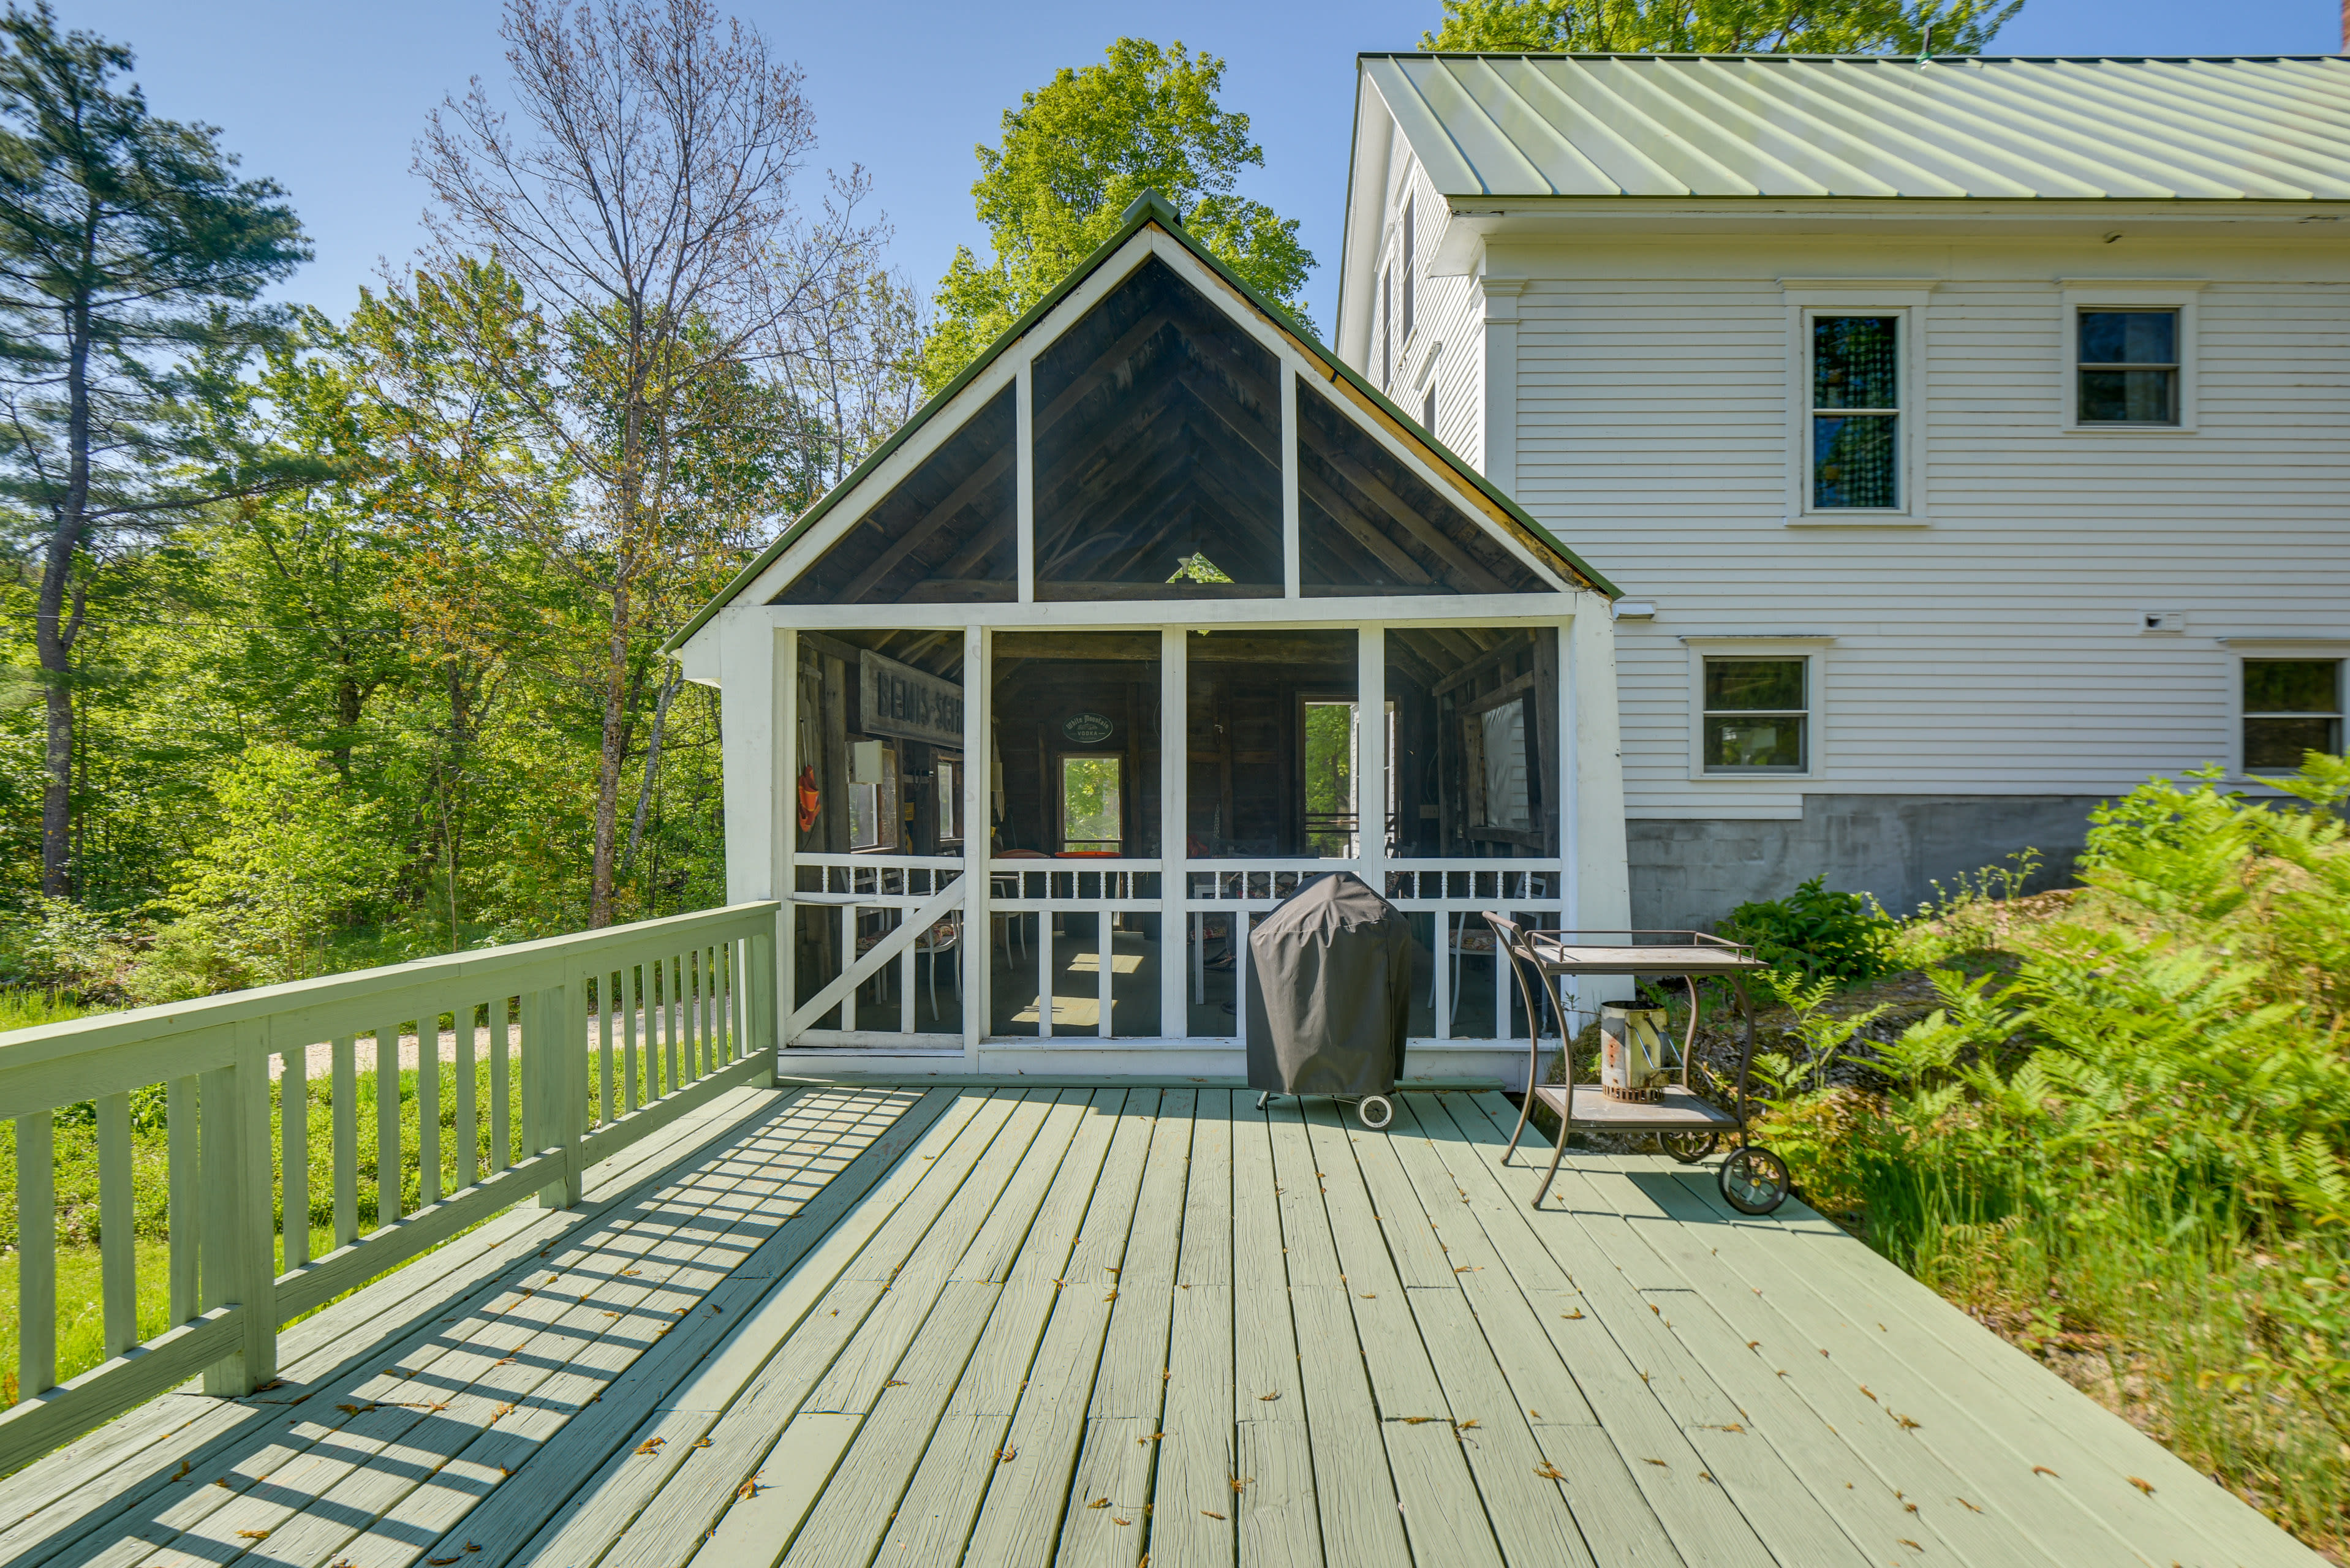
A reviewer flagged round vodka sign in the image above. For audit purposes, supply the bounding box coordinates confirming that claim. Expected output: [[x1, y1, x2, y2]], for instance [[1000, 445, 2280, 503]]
[[1061, 711, 1114, 745]]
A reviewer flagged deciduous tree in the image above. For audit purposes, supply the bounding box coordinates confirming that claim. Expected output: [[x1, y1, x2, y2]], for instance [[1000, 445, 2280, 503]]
[[411, 0, 878, 926], [921, 38, 1315, 393], [1420, 0, 2021, 53]]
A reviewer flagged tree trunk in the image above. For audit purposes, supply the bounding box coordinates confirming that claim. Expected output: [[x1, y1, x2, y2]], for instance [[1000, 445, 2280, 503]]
[[621, 672, 681, 883], [38, 269, 97, 898], [588, 590, 635, 929]]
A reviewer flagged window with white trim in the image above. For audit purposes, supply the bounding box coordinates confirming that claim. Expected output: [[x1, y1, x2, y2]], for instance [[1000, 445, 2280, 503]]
[[1809, 315, 1899, 510], [2243, 659, 2342, 771], [2077, 309, 2178, 424], [1702, 657, 1808, 772]]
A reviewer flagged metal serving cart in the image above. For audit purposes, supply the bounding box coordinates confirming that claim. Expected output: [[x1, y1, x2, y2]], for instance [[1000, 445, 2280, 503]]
[[1485, 916, 1792, 1215]]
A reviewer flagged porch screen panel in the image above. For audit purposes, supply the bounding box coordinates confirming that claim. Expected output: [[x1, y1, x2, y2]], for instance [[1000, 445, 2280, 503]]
[[1296, 383, 1547, 596], [777, 385, 1016, 605], [1032, 256, 1283, 600]]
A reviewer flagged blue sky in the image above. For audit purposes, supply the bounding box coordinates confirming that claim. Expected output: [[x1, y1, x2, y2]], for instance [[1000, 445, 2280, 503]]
[[64, 1, 2344, 336]]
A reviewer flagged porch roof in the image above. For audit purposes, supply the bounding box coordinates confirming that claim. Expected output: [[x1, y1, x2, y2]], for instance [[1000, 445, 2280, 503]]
[[9, 1082, 2319, 1568], [667, 193, 1617, 656]]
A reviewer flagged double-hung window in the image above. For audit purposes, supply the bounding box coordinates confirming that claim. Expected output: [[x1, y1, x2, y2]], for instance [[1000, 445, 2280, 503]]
[[2077, 310, 2178, 424], [1702, 657, 1808, 772], [2243, 659, 2342, 771], [1809, 315, 1900, 510]]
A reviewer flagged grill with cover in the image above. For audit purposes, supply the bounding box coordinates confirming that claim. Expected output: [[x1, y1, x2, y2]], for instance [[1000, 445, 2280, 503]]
[[1244, 871, 1413, 1129]]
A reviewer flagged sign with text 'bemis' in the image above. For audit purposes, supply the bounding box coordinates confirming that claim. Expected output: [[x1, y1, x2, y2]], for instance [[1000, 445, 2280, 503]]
[[858, 650, 964, 748]]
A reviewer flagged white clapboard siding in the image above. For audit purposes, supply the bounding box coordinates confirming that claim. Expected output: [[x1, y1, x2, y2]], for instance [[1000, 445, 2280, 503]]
[[1342, 143, 2350, 821]]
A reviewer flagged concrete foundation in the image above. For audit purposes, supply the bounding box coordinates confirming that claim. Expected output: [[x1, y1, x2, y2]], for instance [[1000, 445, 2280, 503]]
[[1628, 793, 2101, 933]]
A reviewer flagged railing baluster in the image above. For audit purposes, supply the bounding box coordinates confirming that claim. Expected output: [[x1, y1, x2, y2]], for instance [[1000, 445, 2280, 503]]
[[599, 971, 617, 1126], [623, 963, 641, 1110], [331, 1039, 357, 1248], [455, 1001, 478, 1189], [415, 1011, 440, 1208], [665, 955, 681, 1088], [168, 1076, 200, 1321], [97, 1091, 135, 1356], [491, 998, 512, 1172], [280, 1047, 309, 1272], [16, 1109, 55, 1396], [375, 1020, 402, 1228]]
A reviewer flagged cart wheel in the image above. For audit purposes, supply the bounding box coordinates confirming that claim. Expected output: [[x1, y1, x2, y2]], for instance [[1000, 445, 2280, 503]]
[[1658, 1130, 1718, 1164], [1358, 1095, 1395, 1131], [1719, 1146, 1791, 1215]]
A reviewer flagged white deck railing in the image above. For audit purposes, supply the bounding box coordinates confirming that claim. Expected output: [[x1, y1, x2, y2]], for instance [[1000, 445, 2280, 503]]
[[0, 902, 779, 1472]]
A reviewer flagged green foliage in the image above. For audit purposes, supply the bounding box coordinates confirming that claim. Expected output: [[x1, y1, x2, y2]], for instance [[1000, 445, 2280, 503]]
[[0, 895, 134, 998], [921, 39, 1315, 393], [1420, 0, 2023, 54], [1751, 756, 2350, 1550], [169, 742, 403, 987], [1720, 874, 1898, 986]]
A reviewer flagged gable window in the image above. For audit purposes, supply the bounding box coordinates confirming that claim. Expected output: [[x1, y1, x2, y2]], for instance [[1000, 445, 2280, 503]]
[[1702, 657, 1808, 772], [2078, 310, 2178, 424], [2243, 659, 2341, 770], [1400, 196, 1415, 342], [1810, 316, 1899, 510]]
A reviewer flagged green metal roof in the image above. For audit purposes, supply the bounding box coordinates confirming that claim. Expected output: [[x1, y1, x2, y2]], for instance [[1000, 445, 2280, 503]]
[[1361, 53, 2350, 201], [666, 192, 1615, 654]]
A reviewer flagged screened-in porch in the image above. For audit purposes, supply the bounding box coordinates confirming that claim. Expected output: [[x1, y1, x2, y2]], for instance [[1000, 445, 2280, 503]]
[[673, 195, 1628, 1080]]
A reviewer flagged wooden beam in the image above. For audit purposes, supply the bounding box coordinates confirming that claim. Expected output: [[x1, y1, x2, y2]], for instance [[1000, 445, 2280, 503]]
[[1037, 445, 1195, 580], [1033, 381, 1188, 520], [1310, 445, 1510, 594], [837, 445, 1014, 603], [1432, 633, 1535, 699], [1034, 310, 1174, 437], [1298, 468, 1437, 587], [1173, 370, 1282, 471]]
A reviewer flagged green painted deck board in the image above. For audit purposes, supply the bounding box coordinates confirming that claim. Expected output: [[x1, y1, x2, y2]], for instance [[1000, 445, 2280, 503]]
[[9, 1088, 2322, 1568]]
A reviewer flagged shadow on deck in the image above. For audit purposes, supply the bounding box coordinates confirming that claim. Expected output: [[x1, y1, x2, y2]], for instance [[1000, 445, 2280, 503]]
[[0, 1085, 2319, 1568]]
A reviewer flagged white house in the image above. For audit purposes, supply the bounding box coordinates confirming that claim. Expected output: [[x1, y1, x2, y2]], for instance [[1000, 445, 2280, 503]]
[[1337, 52, 2350, 930], [674, 194, 1631, 1082]]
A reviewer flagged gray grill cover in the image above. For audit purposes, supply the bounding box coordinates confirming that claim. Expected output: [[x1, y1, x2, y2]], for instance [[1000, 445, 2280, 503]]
[[1244, 872, 1413, 1096]]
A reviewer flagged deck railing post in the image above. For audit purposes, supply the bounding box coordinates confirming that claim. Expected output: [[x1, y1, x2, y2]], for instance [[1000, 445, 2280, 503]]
[[199, 1025, 276, 1395], [525, 981, 584, 1210], [751, 925, 779, 1077]]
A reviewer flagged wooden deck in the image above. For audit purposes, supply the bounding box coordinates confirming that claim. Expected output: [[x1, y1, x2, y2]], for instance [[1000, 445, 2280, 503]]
[[1, 1084, 2321, 1568]]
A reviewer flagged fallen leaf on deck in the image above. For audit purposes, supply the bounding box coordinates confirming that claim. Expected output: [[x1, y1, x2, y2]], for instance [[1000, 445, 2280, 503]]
[[1563, 1310, 1584, 1319], [636, 1438, 666, 1455], [1086, 1497, 1109, 1510], [172, 1460, 192, 1480], [2128, 1476, 2155, 1494], [1114, 1517, 1132, 1526], [429, 1558, 460, 1565], [994, 1447, 1017, 1463], [1103, 1290, 1118, 1302], [738, 1479, 760, 1499], [1534, 1462, 1566, 1480], [1900, 1540, 1922, 1551], [236, 1529, 270, 1539], [1402, 1416, 1437, 1425], [1229, 1476, 1252, 1493], [1642, 1458, 1668, 1468], [883, 1379, 908, 1388], [1258, 1391, 1280, 1401], [1897, 1415, 1921, 1430], [1137, 1431, 1167, 1444], [1860, 1385, 1876, 1401], [1957, 1497, 1983, 1513], [2033, 1466, 2059, 1477], [1200, 1509, 1225, 1520], [693, 1438, 713, 1449]]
